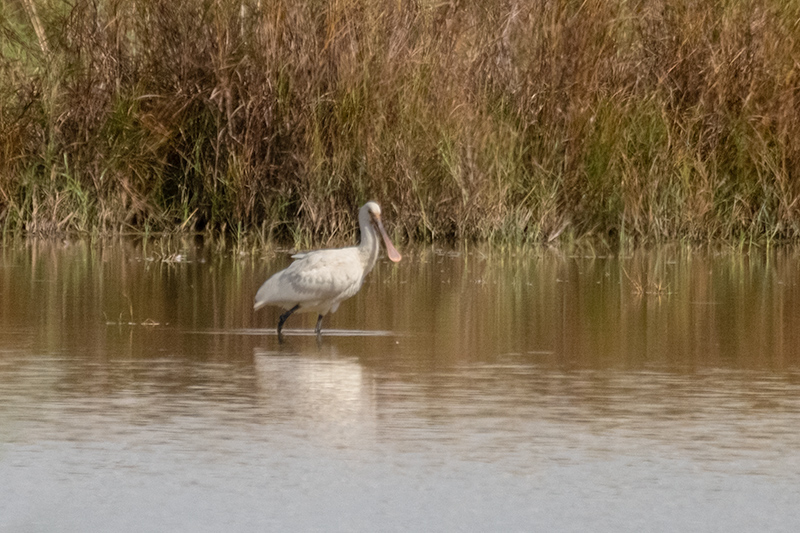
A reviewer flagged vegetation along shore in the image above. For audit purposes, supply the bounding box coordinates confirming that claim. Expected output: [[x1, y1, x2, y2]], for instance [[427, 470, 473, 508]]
[[2, 0, 800, 245]]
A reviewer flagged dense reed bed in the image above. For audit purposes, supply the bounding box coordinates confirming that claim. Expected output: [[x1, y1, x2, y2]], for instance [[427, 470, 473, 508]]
[[1, 0, 800, 244]]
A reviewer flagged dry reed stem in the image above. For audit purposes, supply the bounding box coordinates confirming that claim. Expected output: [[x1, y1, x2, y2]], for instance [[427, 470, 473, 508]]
[[0, 0, 799, 243]]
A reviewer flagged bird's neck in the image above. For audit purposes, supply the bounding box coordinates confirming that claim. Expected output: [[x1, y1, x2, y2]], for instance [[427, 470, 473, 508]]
[[358, 218, 380, 275]]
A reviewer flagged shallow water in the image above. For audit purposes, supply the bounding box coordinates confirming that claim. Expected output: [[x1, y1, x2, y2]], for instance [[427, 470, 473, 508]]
[[1, 239, 800, 532]]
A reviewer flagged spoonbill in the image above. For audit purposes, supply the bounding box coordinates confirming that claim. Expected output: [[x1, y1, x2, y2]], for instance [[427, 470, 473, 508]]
[[254, 201, 402, 341]]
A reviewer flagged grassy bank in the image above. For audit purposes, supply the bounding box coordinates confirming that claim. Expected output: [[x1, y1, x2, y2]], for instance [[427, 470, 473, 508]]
[[2, 0, 800, 244]]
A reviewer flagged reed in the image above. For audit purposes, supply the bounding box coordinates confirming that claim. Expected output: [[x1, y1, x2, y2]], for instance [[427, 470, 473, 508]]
[[1, 0, 799, 244]]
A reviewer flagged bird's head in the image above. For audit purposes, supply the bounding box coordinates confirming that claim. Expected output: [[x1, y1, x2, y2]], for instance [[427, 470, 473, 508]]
[[363, 201, 401, 263]]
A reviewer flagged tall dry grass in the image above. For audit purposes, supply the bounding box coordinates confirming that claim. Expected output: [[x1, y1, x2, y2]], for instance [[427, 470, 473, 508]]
[[1, 0, 800, 243]]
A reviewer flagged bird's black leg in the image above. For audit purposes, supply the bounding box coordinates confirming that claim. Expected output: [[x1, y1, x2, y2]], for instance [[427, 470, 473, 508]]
[[277, 304, 300, 343], [315, 314, 324, 337]]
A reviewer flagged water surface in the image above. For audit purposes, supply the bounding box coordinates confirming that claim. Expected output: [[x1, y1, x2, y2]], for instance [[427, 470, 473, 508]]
[[1, 240, 799, 531]]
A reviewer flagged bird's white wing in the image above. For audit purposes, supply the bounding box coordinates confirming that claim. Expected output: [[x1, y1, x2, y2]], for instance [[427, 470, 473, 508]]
[[254, 248, 363, 310], [284, 249, 362, 297]]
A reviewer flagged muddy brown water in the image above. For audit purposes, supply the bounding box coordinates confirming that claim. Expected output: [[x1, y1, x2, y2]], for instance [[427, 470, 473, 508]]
[[1, 239, 799, 531]]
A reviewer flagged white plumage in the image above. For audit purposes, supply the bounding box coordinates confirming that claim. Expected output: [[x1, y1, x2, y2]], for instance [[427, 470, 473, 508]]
[[254, 201, 402, 340]]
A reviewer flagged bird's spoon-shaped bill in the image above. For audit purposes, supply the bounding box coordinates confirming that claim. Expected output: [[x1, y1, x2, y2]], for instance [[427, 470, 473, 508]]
[[376, 217, 402, 262]]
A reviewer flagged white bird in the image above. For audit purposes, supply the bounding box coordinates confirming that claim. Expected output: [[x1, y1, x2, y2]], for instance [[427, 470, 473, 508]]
[[254, 201, 402, 341]]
